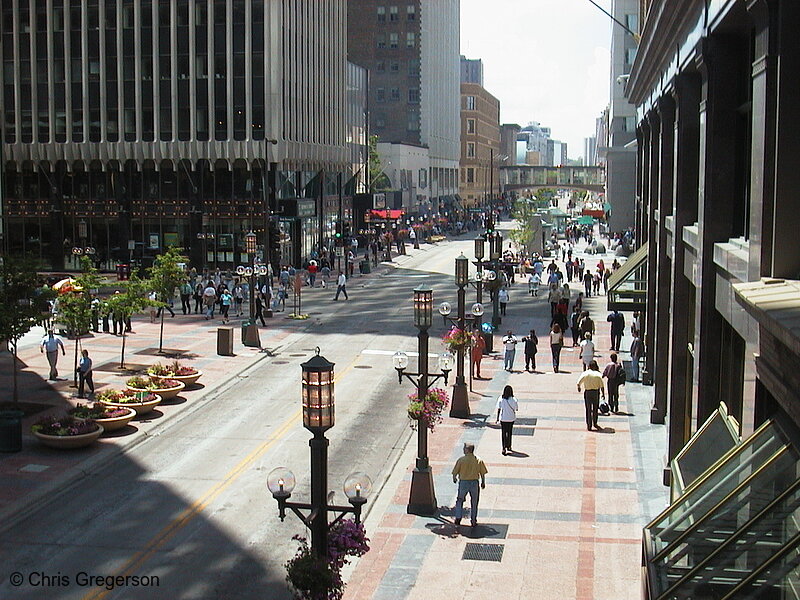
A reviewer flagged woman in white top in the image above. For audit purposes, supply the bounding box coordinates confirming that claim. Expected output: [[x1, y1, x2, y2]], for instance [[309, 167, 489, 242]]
[[496, 385, 519, 455], [498, 287, 510, 316], [580, 332, 596, 370], [550, 323, 564, 373]]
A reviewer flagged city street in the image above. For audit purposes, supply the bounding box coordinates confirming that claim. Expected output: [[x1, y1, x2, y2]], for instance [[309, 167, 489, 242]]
[[0, 237, 490, 600]]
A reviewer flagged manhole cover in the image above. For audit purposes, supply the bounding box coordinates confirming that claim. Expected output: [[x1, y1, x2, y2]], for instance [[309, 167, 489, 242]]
[[462, 543, 504, 562], [272, 361, 289, 365], [353, 365, 372, 369]]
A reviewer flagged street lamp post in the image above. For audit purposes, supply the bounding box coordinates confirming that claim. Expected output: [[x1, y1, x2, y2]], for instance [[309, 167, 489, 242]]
[[474, 236, 485, 305], [268, 348, 372, 559], [236, 231, 268, 347], [489, 232, 503, 328], [392, 286, 453, 515], [449, 254, 470, 417]]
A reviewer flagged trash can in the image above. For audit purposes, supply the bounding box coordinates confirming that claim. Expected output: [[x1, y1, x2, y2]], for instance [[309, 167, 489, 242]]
[[217, 327, 234, 356], [116, 263, 131, 280], [0, 409, 24, 453], [359, 260, 371, 275], [241, 320, 261, 348], [481, 331, 493, 354]]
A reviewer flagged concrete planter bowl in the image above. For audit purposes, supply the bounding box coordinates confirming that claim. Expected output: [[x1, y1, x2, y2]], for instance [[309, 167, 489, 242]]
[[33, 424, 104, 449], [126, 381, 185, 401], [150, 371, 202, 387], [86, 407, 136, 432], [97, 393, 163, 416]]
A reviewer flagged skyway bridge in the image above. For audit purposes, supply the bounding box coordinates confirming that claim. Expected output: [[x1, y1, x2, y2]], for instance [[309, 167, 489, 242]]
[[500, 165, 605, 193]]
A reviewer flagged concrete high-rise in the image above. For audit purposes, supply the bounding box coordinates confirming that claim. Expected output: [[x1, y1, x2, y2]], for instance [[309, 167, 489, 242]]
[[460, 55, 483, 86], [348, 0, 461, 214]]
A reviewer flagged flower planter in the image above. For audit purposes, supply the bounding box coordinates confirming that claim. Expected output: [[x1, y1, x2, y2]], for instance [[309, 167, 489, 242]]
[[127, 380, 185, 401], [86, 407, 136, 432], [98, 394, 162, 416], [150, 371, 202, 387], [33, 424, 104, 449]]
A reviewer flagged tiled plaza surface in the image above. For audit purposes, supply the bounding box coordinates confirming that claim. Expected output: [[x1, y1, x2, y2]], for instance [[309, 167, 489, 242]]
[[344, 254, 669, 600]]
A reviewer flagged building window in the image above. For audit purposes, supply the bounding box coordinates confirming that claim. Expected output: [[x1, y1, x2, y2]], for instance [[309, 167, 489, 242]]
[[626, 47, 637, 66], [390, 87, 400, 101], [376, 88, 385, 102], [408, 59, 420, 77], [467, 118, 475, 134], [376, 35, 386, 49], [419, 168, 427, 188], [624, 116, 636, 132], [389, 33, 398, 48], [466, 142, 476, 158], [407, 5, 416, 20], [466, 168, 475, 183], [408, 88, 419, 103], [376, 61, 385, 72], [465, 96, 476, 110], [406, 32, 415, 48], [625, 13, 638, 33], [375, 114, 386, 128], [377, 6, 386, 22], [390, 61, 399, 72], [408, 108, 419, 131], [389, 6, 398, 21]]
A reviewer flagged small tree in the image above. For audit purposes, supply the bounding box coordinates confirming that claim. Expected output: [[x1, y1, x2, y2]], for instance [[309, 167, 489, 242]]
[[0, 258, 54, 404], [56, 256, 106, 387], [147, 247, 187, 353], [509, 198, 538, 254], [106, 276, 153, 369], [367, 135, 390, 192]]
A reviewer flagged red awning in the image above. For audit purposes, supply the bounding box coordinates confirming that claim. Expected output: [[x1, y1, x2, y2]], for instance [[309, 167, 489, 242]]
[[582, 208, 605, 218], [369, 209, 405, 220]]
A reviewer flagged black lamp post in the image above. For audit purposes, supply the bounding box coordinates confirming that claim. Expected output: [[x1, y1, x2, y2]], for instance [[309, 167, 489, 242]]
[[449, 254, 470, 417], [489, 232, 503, 327], [474, 236, 485, 305], [237, 231, 266, 347], [268, 348, 372, 559], [392, 285, 453, 515]]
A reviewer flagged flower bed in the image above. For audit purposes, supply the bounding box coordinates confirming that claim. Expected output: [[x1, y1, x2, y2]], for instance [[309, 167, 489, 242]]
[[69, 403, 136, 432], [95, 388, 162, 416], [147, 361, 202, 386], [31, 415, 104, 449], [407, 388, 449, 432], [126, 375, 185, 400]]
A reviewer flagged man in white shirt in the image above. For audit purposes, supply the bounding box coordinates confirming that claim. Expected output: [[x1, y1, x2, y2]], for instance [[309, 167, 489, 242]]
[[502, 330, 518, 372], [40, 330, 66, 381], [580, 332, 596, 370], [333, 271, 348, 301]]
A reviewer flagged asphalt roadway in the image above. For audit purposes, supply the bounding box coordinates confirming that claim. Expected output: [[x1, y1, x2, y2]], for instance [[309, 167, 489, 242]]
[[0, 235, 478, 600]]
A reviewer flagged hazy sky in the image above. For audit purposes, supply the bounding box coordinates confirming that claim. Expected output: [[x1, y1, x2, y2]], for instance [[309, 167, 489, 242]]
[[460, 0, 612, 159]]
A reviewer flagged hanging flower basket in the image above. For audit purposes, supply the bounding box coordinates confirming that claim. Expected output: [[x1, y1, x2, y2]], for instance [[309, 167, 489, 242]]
[[442, 327, 471, 352], [407, 388, 449, 432]]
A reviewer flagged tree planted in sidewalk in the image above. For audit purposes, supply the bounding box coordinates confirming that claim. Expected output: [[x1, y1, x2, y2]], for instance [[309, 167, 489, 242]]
[[509, 197, 538, 254], [147, 247, 187, 353], [0, 258, 54, 404], [106, 276, 153, 369], [56, 256, 106, 387]]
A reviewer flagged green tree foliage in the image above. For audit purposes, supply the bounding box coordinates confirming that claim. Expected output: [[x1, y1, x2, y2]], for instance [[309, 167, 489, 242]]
[[106, 276, 154, 369], [509, 198, 538, 254], [0, 258, 54, 403], [368, 135, 391, 192], [147, 248, 187, 352]]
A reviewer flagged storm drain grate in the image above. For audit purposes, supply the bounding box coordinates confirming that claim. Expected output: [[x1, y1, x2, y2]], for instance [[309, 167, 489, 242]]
[[515, 417, 538, 426], [514, 428, 535, 436], [462, 543, 504, 562]]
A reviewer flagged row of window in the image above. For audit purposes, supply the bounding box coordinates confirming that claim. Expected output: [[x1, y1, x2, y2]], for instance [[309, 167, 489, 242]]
[[375, 87, 419, 103], [374, 108, 419, 131], [375, 59, 420, 76], [376, 5, 416, 22], [376, 32, 416, 49]]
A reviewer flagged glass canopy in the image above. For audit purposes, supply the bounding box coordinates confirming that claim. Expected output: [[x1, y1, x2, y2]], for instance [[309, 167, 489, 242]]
[[644, 418, 800, 599]]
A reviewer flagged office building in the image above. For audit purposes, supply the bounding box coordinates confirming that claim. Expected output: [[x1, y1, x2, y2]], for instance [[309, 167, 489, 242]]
[[459, 55, 483, 86], [459, 82, 500, 207]]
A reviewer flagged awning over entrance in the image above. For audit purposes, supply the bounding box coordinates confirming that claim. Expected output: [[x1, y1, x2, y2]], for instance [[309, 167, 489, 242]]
[[606, 242, 648, 312], [368, 209, 405, 220], [733, 278, 800, 355], [643, 416, 800, 600]]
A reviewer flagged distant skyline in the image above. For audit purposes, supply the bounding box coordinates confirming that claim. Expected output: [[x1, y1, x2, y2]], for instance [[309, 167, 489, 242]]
[[460, 0, 613, 159]]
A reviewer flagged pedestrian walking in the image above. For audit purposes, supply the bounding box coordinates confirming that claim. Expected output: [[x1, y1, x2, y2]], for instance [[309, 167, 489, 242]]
[[333, 271, 348, 300], [522, 329, 538, 371], [220, 288, 232, 323], [254, 294, 267, 326], [607, 309, 625, 351], [583, 269, 593, 297], [203, 282, 217, 319], [502, 330, 518, 372], [233, 284, 244, 316], [193, 282, 204, 314], [180, 281, 193, 315], [77, 348, 94, 398], [602, 353, 626, 412], [529, 272, 541, 296], [570, 306, 582, 347], [498, 287, 509, 316], [579, 311, 595, 339], [471, 333, 486, 379], [577, 360, 606, 431], [496, 385, 519, 455], [451, 443, 487, 528], [40, 330, 66, 380], [550, 323, 564, 373], [548, 283, 560, 317], [630, 331, 643, 382], [580, 332, 595, 370], [307, 260, 318, 287]]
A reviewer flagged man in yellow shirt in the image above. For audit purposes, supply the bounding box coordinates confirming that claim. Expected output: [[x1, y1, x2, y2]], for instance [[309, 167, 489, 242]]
[[452, 443, 488, 527], [577, 360, 606, 431]]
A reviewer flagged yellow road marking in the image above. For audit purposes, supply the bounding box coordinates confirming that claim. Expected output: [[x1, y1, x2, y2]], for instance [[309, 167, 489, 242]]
[[82, 354, 357, 600]]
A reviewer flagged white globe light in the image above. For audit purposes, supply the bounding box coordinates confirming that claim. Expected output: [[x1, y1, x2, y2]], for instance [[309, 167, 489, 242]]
[[438, 301, 452, 316], [474, 272, 483, 282], [472, 303, 484, 317], [439, 352, 454, 371], [236, 266, 245, 275], [393, 351, 409, 370]]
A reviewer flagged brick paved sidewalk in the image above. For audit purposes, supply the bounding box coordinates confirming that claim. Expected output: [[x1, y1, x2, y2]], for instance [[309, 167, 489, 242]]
[[0, 241, 438, 526], [343, 252, 669, 599]]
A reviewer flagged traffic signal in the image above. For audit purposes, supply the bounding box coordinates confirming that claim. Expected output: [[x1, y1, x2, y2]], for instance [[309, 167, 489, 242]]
[[343, 221, 352, 240], [334, 221, 343, 244], [268, 220, 281, 272], [486, 216, 495, 235]]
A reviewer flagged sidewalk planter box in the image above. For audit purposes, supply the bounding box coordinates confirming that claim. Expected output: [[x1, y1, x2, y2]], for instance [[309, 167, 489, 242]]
[[33, 424, 104, 449], [0, 409, 24, 453]]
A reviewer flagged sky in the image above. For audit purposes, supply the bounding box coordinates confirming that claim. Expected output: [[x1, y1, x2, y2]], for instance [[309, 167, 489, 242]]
[[460, 0, 612, 160]]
